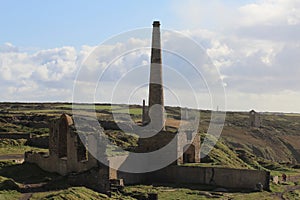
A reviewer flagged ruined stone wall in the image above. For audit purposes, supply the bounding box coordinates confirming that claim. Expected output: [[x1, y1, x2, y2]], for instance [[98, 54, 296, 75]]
[[68, 166, 110, 194], [116, 165, 269, 190], [148, 166, 270, 190], [135, 131, 176, 153], [25, 150, 98, 176], [25, 114, 98, 176], [249, 110, 261, 127], [177, 132, 200, 164], [25, 152, 68, 175], [117, 171, 147, 185], [49, 120, 59, 156]]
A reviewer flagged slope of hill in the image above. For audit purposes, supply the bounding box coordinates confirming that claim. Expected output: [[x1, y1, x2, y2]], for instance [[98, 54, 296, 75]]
[[1, 103, 300, 199], [1, 103, 300, 166], [221, 111, 300, 164]]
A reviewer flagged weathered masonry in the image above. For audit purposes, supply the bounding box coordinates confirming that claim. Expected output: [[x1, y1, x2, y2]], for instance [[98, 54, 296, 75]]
[[249, 109, 262, 128], [25, 114, 114, 193]]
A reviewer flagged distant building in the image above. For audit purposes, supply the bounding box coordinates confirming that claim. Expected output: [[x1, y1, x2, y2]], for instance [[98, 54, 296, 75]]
[[249, 110, 261, 127]]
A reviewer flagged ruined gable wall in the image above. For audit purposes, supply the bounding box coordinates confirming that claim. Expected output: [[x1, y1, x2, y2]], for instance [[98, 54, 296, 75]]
[[177, 132, 201, 164]]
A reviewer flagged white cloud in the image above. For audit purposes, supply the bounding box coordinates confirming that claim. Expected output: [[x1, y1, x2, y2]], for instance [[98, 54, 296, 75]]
[[172, 0, 237, 29], [238, 0, 300, 26], [226, 90, 300, 112], [0, 44, 79, 101], [0, 43, 18, 53], [0, 38, 153, 103], [171, 0, 300, 112], [1, 0, 300, 112]]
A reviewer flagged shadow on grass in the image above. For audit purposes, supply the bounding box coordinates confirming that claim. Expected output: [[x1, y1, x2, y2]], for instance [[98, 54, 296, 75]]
[[0, 162, 71, 193]]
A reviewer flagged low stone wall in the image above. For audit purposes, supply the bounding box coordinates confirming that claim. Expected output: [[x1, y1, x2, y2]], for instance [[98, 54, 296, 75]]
[[149, 166, 270, 190], [117, 165, 270, 191], [25, 151, 98, 176], [117, 171, 147, 185], [25, 151, 68, 175], [68, 167, 110, 194]]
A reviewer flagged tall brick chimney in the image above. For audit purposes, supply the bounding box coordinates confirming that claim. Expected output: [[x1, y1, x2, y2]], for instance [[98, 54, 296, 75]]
[[146, 21, 165, 130]]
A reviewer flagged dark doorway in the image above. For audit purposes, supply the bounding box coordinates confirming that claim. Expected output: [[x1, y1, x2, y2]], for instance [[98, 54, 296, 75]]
[[183, 144, 195, 163]]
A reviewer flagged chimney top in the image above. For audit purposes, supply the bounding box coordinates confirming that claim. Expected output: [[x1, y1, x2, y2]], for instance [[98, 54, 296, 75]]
[[153, 21, 160, 27]]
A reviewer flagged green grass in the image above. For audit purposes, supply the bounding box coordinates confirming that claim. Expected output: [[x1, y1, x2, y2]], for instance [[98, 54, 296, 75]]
[[0, 145, 47, 155], [283, 189, 300, 200], [30, 187, 109, 200], [113, 108, 142, 115], [121, 184, 280, 200], [270, 168, 299, 177], [0, 162, 58, 184], [0, 121, 49, 134], [8, 109, 66, 114], [0, 190, 21, 200], [0, 139, 48, 155], [122, 184, 220, 200], [0, 159, 298, 200], [284, 113, 300, 117], [270, 182, 285, 193], [103, 130, 138, 156], [1, 103, 300, 199], [199, 134, 250, 169], [59, 104, 120, 111], [229, 191, 275, 200]]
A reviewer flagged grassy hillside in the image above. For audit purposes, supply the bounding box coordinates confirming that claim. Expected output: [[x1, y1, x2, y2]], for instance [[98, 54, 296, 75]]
[[1, 103, 300, 168], [1, 103, 300, 199]]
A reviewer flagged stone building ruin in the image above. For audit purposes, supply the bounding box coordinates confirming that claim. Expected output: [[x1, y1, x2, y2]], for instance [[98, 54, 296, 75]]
[[139, 20, 201, 164], [178, 130, 201, 164], [25, 114, 114, 193], [25, 113, 269, 193], [25, 21, 270, 194], [249, 110, 262, 128]]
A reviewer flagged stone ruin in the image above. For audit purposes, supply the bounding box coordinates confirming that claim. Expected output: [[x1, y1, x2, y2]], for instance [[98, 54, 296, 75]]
[[25, 21, 270, 194], [25, 21, 201, 193], [139, 20, 201, 164], [249, 110, 262, 128], [25, 114, 115, 193], [25, 112, 270, 193]]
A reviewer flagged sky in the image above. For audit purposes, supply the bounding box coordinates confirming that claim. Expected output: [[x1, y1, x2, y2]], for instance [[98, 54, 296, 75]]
[[0, 0, 300, 113]]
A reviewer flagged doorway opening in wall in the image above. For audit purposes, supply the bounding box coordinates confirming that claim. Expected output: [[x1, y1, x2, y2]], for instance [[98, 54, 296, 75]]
[[183, 144, 195, 163]]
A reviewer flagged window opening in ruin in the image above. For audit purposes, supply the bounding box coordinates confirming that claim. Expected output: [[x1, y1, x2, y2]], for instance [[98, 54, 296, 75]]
[[77, 134, 88, 162], [58, 119, 68, 158]]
